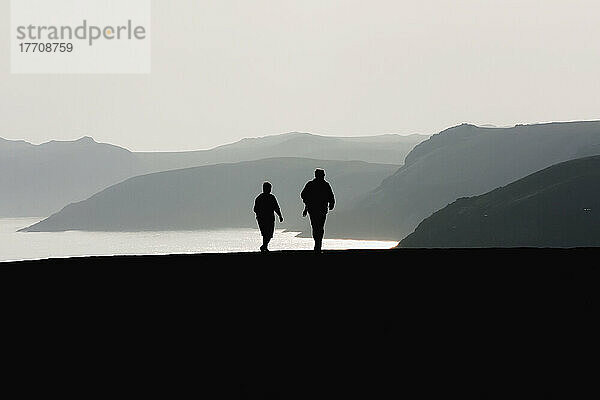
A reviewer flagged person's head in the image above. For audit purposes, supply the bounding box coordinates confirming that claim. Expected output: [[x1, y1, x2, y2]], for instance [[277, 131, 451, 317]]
[[262, 181, 272, 193], [315, 169, 325, 180]]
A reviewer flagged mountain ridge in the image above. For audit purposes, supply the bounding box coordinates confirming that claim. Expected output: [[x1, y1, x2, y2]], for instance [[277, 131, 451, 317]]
[[399, 155, 600, 248], [322, 120, 600, 240], [0, 131, 426, 153], [1, 132, 426, 217], [20, 157, 399, 233]]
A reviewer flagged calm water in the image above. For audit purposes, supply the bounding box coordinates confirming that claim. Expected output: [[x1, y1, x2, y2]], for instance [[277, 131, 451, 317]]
[[0, 218, 397, 262]]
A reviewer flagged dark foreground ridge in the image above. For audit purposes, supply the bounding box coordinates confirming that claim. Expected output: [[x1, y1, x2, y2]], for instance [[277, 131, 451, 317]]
[[4, 249, 599, 396], [400, 155, 600, 248], [5, 248, 395, 266], [6, 247, 600, 268]]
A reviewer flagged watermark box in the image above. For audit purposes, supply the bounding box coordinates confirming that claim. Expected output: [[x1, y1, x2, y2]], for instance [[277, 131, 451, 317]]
[[10, 0, 151, 74]]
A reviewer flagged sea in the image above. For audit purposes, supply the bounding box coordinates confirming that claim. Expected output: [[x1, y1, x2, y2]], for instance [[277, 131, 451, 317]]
[[0, 218, 397, 263]]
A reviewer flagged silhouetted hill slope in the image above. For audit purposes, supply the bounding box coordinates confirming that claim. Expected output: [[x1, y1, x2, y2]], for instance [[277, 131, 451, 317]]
[[399, 156, 600, 248], [5, 248, 597, 396], [21, 158, 397, 232], [1, 133, 425, 218], [135, 132, 426, 170], [324, 121, 600, 240]]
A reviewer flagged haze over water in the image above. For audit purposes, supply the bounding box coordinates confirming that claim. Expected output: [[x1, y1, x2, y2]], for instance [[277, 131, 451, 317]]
[[0, 218, 397, 262]]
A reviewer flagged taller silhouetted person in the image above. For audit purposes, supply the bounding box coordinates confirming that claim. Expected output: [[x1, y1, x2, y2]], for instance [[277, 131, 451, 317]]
[[254, 182, 283, 252], [301, 169, 335, 252]]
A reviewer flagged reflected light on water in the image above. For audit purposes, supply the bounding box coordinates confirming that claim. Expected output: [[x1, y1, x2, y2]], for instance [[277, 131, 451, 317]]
[[1, 218, 397, 262]]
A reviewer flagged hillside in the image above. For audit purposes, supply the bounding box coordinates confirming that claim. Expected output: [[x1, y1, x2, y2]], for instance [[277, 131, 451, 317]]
[[323, 121, 600, 240], [0, 132, 425, 218], [0, 136, 141, 217], [399, 156, 600, 248], [135, 132, 426, 170], [4, 248, 597, 397], [21, 158, 398, 232]]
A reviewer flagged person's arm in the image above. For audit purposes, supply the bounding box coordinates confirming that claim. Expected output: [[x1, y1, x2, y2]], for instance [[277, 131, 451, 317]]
[[253, 197, 259, 214], [273, 196, 283, 222], [301, 183, 310, 216], [300, 183, 309, 205], [328, 183, 335, 210]]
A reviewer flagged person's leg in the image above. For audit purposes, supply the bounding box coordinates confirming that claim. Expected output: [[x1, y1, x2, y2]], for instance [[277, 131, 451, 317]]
[[316, 213, 327, 251], [259, 217, 275, 252], [309, 213, 317, 247], [258, 218, 268, 251], [266, 217, 275, 251], [262, 236, 270, 251], [309, 212, 326, 251]]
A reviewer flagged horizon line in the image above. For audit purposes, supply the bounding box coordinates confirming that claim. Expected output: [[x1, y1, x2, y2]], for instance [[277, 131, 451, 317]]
[[3, 118, 600, 153]]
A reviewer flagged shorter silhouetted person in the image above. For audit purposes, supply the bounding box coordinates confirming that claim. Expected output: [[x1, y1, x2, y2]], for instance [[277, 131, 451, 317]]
[[301, 169, 335, 252], [254, 182, 283, 252]]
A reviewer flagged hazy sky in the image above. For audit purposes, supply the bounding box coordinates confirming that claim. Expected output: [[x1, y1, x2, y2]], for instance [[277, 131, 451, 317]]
[[1, 0, 599, 151]]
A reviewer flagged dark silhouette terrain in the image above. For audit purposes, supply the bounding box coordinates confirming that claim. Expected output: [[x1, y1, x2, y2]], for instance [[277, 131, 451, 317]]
[[399, 155, 600, 248], [21, 158, 396, 232], [0, 132, 426, 218], [3, 248, 598, 397], [323, 121, 600, 240]]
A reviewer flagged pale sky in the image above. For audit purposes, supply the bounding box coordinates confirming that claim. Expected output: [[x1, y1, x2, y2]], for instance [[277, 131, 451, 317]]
[[1, 0, 599, 151]]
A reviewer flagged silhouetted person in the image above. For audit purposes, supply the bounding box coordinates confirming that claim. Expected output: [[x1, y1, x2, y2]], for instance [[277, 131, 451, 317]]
[[301, 169, 335, 252], [254, 182, 283, 252]]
